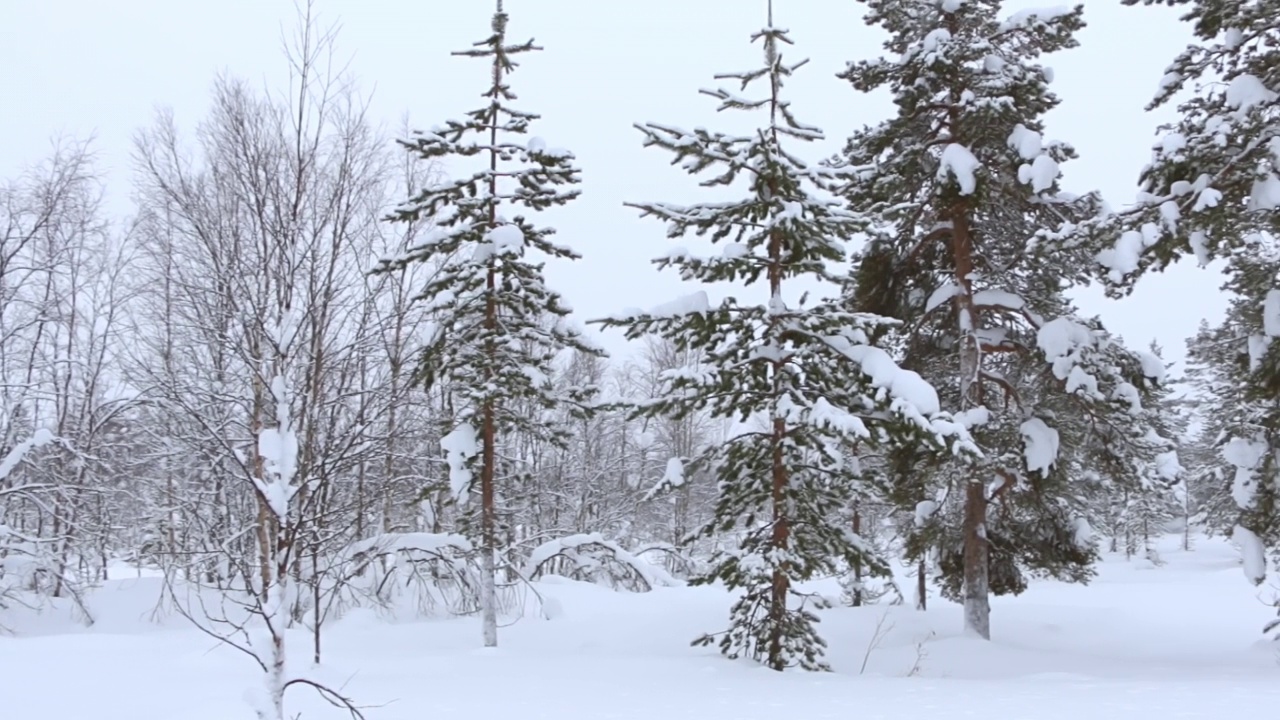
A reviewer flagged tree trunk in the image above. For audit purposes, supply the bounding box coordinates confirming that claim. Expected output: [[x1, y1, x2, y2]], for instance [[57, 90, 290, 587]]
[[475, 23, 505, 649], [764, 140, 790, 669], [768, 416, 789, 670], [1183, 498, 1191, 551], [480, 400, 499, 648], [949, 155, 990, 638], [312, 540, 322, 664], [247, 349, 274, 601], [263, 537, 289, 720], [962, 480, 989, 639], [915, 557, 928, 611], [940, 9, 992, 638], [850, 500, 863, 607]]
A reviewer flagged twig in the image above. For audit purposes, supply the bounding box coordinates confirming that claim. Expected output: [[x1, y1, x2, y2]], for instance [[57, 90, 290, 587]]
[[906, 631, 934, 677], [283, 676, 383, 720], [859, 611, 894, 675]]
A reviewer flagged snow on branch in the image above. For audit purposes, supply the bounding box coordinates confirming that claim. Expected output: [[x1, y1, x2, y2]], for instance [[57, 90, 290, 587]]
[[999, 6, 1076, 33], [0, 428, 57, 482], [610, 291, 712, 323], [441, 422, 479, 504], [345, 532, 475, 561], [643, 457, 687, 501]]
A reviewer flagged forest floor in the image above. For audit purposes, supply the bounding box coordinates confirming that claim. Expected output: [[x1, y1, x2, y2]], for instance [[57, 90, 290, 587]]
[[2, 533, 1277, 719]]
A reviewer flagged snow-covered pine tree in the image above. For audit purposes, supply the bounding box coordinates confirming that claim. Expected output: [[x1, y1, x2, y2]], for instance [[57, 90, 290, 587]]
[[377, 2, 603, 648], [1178, 250, 1280, 608], [1182, 319, 1251, 538], [838, 0, 1171, 639], [1099, 0, 1280, 281], [594, 5, 971, 672], [1089, 0, 1280, 628], [1091, 345, 1185, 562]]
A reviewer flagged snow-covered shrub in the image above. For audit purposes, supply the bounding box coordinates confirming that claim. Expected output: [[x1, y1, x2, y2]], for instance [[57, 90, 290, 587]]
[[335, 532, 484, 618], [525, 534, 678, 592]]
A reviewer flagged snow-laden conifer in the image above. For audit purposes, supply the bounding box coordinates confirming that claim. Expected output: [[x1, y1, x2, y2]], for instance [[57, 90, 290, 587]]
[[1181, 249, 1280, 621], [1086, 0, 1280, 632], [839, 0, 1172, 639], [1087, 346, 1186, 562], [377, 1, 602, 648], [595, 3, 972, 672], [1095, 0, 1280, 281], [1182, 319, 1258, 541]]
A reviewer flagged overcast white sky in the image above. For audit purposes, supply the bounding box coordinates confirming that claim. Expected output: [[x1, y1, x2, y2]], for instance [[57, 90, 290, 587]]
[[0, 0, 1224, 372]]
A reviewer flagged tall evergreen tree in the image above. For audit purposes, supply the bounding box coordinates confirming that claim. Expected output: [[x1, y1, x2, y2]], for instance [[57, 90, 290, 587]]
[[1090, 345, 1185, 561], [1179, 255, 1280, 615], [595, 4, 971, 671], [1183, 319, 1252, 538], [839, 0, 1170, 639], [377, 2, 602, 647], [1090, 0, 1280, 629]]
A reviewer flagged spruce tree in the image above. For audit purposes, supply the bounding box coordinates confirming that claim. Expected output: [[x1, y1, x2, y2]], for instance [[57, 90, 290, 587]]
[[1091, 0, 1280, 630], [595, 4, 971, 671], [377, 2, 602, 647], [1183, 319, 1252, 538], [839, 0, 1171, 639], [1180, 260, 1280, 613], [1090, 346, 1185, 562]]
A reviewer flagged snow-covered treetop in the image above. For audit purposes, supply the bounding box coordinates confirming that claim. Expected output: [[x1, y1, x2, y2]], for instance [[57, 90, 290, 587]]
[[375, 3, 603, 468], [381, 6, 583, 269], [624, 23, 864, 290], [596, 13, 974, 454], [840, 0, 1173, 487], [839, 0, 1096, 357], [842, 0, 1088, 219], [838, 0, 1102, 340]]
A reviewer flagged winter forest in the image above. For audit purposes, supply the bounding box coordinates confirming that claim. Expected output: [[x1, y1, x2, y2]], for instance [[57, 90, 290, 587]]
[[3, 0, 1280, 717]]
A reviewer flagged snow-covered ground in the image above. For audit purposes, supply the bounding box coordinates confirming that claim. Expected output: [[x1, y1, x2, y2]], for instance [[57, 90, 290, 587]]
[[3, 534, 1277, 719]]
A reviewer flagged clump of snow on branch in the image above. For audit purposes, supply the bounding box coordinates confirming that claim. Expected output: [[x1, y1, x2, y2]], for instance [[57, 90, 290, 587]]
[[1071, 518, 1095, 550], [1222, 436, 1268, 510], [1233, 525, 1267, 585], [644, 457, 687, 501], [1008, 124, 1043, 159], [938, 143, 981, 195], [486, 223, 525, 256], [255, 309, 301, 520], [914, 500, 940, 527], [0, 428, 57, 481], [1264, 289, 1280, 337], [1136, 350, 1167, 384], [1020, 417, 1061, 475], [1224, 74, 1277, 112], [1006, 115, 1063, 194], [972, 289, 1026, 310], [441, 423, 479, 504], [613, 291, 712, 321], [839, 343, 940, 416], [1095, 225, 1162, 284], [1154, 451, 1183, 483], [1036, 315, 1159, 409], [1000, 6, 1074, 33]]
